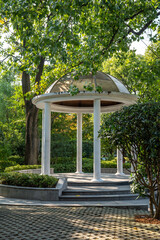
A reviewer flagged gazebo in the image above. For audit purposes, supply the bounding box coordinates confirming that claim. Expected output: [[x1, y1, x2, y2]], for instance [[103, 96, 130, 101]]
[[32, 71, 137, 182]]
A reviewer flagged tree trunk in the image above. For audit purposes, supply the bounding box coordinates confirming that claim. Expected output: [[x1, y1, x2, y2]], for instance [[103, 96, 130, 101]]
[[149, 197, 154, 217], [25, 103, 39, 165], [21, 54, 45, 165], [154, 206, 160, 220], [154, 191, 160, 220], [22, 71, 39, 165]]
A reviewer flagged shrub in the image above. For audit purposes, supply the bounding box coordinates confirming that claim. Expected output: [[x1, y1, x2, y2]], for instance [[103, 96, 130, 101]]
[[51, 140, 93, 162], [0, 155, 24, 172], [101, 158, 130, 169], [0, 172, 58, 188], [7, 155, 25, 165], [0, 160, 17, 172], [5, 165, 41, 172], [100, 102, 160, 219], [52, 163, 76, 173]]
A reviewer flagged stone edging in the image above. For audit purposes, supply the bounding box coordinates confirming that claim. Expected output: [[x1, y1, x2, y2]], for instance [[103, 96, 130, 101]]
[[101, 168, 130, 174], [17, 168, 54, 174], [0, 177, 67, 201]]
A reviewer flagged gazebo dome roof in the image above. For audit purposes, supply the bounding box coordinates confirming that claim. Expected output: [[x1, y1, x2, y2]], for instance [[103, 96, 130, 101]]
[[46, 71, 129, 94], [32, 71, 137, 113]]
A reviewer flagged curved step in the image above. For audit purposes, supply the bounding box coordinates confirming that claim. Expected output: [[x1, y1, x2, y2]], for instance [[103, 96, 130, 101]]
[[68, 181, 130, 186], [59, 193, 139, 201], [63, 189, 131, 195]]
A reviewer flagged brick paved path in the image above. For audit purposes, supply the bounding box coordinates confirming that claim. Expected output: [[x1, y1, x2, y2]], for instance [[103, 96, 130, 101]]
[[0, 206, 160, 240]]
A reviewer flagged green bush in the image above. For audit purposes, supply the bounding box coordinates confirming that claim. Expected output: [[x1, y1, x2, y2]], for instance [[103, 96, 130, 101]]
[[52, 163, 76, 173], [5, 165, 41, 172], [101, 158, 131, 169], [100, 102, 160, 219], [0, 160, 17, 172], [0, 172, 58, 188], [51, 140, 93, 162], [0, 155, 25, 172], [7, 155, 24, 165], [51, 157, 75, 165]]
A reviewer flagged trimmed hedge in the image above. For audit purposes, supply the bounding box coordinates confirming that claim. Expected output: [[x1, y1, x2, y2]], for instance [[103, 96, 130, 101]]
[[101, 158, 130, 169], [4, 158, 130, 174], [5, 165, 41, 173], [0, 172, 58, 188]]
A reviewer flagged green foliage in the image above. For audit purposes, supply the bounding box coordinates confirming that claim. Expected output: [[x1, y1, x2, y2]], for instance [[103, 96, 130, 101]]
[[0, 0, 159, 165], [101, 158, 130, 169], [100, 102, 160, 219], [102, 46, 160, 102], [0, 172, 58, 188], [69, 85, 79, 96], [0, 0, 159, 88], [52, 163, 76, 173], [50, 113, 93, 161], [83, 84, 94, 92], [51, 140, 93, 163], [7, 155, 24, 165], [0, 155, 24, 173], [0, 160, 17, 173], [51, 140, 76, 161], [130, 172, 149, 198], [52, 157, 122, 173], [4, 164, 41, 173], [0, 65, 25, 160]]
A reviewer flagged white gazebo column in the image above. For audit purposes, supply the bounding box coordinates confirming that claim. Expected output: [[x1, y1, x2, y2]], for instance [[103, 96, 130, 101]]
[[92, 99, 103, 182], [41, 102, 51, 175], [115, 149, 125, 175], [76, 113, 83, 173]]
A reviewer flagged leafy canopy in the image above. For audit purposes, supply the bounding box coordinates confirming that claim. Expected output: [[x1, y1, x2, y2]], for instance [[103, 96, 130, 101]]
[[0, 0, 159, 92]]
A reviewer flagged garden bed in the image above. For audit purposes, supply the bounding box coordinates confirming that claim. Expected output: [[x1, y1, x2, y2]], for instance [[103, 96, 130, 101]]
[[0, 172, 67, 201], [0, 177, 67, 201]]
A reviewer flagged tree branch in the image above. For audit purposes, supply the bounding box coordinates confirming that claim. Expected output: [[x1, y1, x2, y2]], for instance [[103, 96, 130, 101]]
[[127, 11, 160, 36], [125, 9, 144, 20], [56, 16, 72, 43], [35, 56, 45, 85], [0, 54, 21, 64], [101, 27, 119, 55]]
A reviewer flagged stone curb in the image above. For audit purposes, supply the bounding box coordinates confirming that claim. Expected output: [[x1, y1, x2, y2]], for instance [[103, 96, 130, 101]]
[[0, 177, 67, 201]]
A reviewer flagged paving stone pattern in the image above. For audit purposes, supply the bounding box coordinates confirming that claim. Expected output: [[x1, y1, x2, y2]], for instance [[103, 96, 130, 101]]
[[0, 206, 160, 240]]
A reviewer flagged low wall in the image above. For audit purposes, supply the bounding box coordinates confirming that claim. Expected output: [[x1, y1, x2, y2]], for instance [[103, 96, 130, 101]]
[[0, 177, 67, 201], [17, 168, 54, 174], [101, 168, 130, 174]]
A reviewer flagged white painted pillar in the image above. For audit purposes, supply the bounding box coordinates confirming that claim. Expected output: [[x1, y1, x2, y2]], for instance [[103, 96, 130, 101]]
[[41, 102, 51, 175], [76, 113, 83, 173], [41, 109, 45, 174], [92, 99, 103, 182], [115, 149, 125, 175]]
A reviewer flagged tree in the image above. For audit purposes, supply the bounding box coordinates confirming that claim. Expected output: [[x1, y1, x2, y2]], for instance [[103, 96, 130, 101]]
[[100, 102, 160, 219], [0, 0, 159, 164], [0, 65, 25, 161], [102, 45, 160, 102]]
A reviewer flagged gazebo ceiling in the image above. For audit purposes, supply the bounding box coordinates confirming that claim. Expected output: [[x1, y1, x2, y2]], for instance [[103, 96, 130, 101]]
[[54, 100, 122, 108], [32, 71, 137, 113]]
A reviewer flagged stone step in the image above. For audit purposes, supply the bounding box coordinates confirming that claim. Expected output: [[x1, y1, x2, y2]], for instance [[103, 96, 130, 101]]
[[59, 193, 139, 201], [67, 181, 130, 187], [63, 189, 131, 195]]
